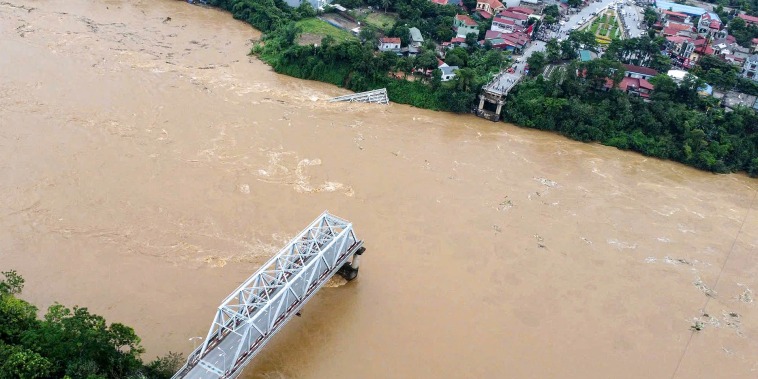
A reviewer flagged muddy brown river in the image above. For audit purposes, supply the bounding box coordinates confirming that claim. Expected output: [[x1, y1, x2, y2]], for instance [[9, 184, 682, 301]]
[[1, 1, 757, 378]]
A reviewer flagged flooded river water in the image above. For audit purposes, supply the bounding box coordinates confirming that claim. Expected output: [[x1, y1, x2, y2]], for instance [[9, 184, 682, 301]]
[[1, 1, 757, 378]]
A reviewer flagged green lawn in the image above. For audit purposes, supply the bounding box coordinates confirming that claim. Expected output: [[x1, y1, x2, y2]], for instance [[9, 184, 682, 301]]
[[365, 12, 397, 31], [296, 18, 356, 42]]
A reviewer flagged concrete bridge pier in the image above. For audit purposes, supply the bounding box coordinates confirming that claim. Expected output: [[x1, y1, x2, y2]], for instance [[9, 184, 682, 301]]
[[476, 90, 506, 122], [338, 246, 366, 281]]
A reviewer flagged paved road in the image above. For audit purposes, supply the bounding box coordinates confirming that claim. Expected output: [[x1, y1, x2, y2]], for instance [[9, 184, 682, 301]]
[[618, 3, 646, 38]]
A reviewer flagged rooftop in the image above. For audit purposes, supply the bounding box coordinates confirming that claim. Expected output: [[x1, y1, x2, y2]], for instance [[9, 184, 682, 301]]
[[506, 6, 534, 15], [578, 49, 596, 62], [409, 27, 423, 42], [455, 14, 479, 26], [379, 37, 401, 44], [663, 10, 688, 18], [477, 9, 493, 19], [655, 0, 719, 20], [499, 10, 529, 20], [624, 64, 659, 77], [478, 0, 504, 9], [440, 65, 459, 75], [666, 35, 693, 44], [619, 77, 655, 92], [738, 13, 758, 24]]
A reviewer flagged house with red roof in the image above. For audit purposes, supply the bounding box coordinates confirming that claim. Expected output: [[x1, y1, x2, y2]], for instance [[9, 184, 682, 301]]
[[484, 30, 528, 53], [619, 77, 655, 99], [476, 0, 505, 19], [442, 36, 468, 49], [692, 37, 714, 58], [491, 16, 526, 33], [738, 13, 758, 25], [662, 10, 690, 24], [378, 37, 401, 54], [662, 21, 694, 38], [623, 64, 658, 80], [453, 14, 479, 37], [506, 6, 535, 16], [497, 10, 529, 26], [665, 35, 696, 65], [697, 12, 727, 39]]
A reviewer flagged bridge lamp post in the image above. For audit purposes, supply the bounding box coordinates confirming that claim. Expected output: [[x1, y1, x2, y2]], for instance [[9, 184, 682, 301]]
[[189, 336, 203, 351]]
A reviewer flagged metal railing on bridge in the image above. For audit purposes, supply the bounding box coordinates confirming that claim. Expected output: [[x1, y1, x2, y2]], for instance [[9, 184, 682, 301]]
[[172, 211, 365, 379], [328, 88, 389, 104]]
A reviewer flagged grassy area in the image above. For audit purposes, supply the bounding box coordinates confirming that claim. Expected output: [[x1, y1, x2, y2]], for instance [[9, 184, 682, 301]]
[[295, 18, 356, 42], [590, 9, 623, 43], [365, 12, 397, 30]]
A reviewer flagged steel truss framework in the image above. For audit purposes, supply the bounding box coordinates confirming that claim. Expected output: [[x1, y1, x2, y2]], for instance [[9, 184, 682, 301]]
[[328, 88, 389, 104], [173, 212, 363, 379]]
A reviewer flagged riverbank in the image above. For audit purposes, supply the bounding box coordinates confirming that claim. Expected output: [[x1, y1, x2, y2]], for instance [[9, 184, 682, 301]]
[[207, 0, 757, 177]]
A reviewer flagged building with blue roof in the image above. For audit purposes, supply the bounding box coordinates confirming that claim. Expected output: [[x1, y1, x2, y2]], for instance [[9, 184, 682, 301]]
[[655, 0, 720, 22]]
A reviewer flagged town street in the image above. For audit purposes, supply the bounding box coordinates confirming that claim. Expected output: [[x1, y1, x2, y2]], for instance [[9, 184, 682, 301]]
[[619, 2, 646, 38], [487, 0, 620, 93]]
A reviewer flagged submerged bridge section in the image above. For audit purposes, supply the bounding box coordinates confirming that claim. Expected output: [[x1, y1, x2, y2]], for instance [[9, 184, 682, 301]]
[[328, 88, 389, 104], [172, 212, 366, 379]]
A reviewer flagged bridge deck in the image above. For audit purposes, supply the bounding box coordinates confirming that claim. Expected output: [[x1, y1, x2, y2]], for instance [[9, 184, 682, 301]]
[[173, 212, 364, 379]]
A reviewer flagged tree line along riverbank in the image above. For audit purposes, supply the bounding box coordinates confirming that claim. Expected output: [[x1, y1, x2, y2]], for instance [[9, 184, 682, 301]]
[[206, 0, 757, 176], [0, 270, 182, 378]]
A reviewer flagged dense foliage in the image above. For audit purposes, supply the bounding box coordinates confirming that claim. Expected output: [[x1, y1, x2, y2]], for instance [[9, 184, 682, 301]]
[[728, 16, 758, 48], [692, 55, 758, 96], [505, 61, 758, 175], [209, 0, 508, 112], [0, 270, 182, 379]]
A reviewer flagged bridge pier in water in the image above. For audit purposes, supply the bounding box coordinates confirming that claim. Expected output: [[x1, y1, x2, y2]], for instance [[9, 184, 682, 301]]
[[337, 246, 366, 281]]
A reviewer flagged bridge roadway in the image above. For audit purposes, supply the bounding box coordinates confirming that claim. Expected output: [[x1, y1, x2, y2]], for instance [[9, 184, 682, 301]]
[[172, 212, 365, 379]]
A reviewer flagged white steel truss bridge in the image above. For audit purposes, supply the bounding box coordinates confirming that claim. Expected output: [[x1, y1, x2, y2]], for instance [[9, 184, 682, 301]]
[[172, 212, 365, 379]]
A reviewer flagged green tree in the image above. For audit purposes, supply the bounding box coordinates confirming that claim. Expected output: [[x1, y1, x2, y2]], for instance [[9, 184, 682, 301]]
[[546, 39, 561, 63], [0, 295, 38, 344], [145, 352, 184, 379], [21, 304, 145, 378], [465, 32, 478, 49], [543, 4, 560, 19], [649, 74, 678, 102], [0, 271, 24, 296], [568, 0, 582, 8], [416, 50, 438, 71], [359, 27, 379, 46], [643, 7, 658, 27], [382, 0, 391, 13], [527, 51, 547, 76], [560, 39, 578, 60], [453, 67, 477, 92], [0, 343, 52, 379], [446, 47, 469, 67]]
